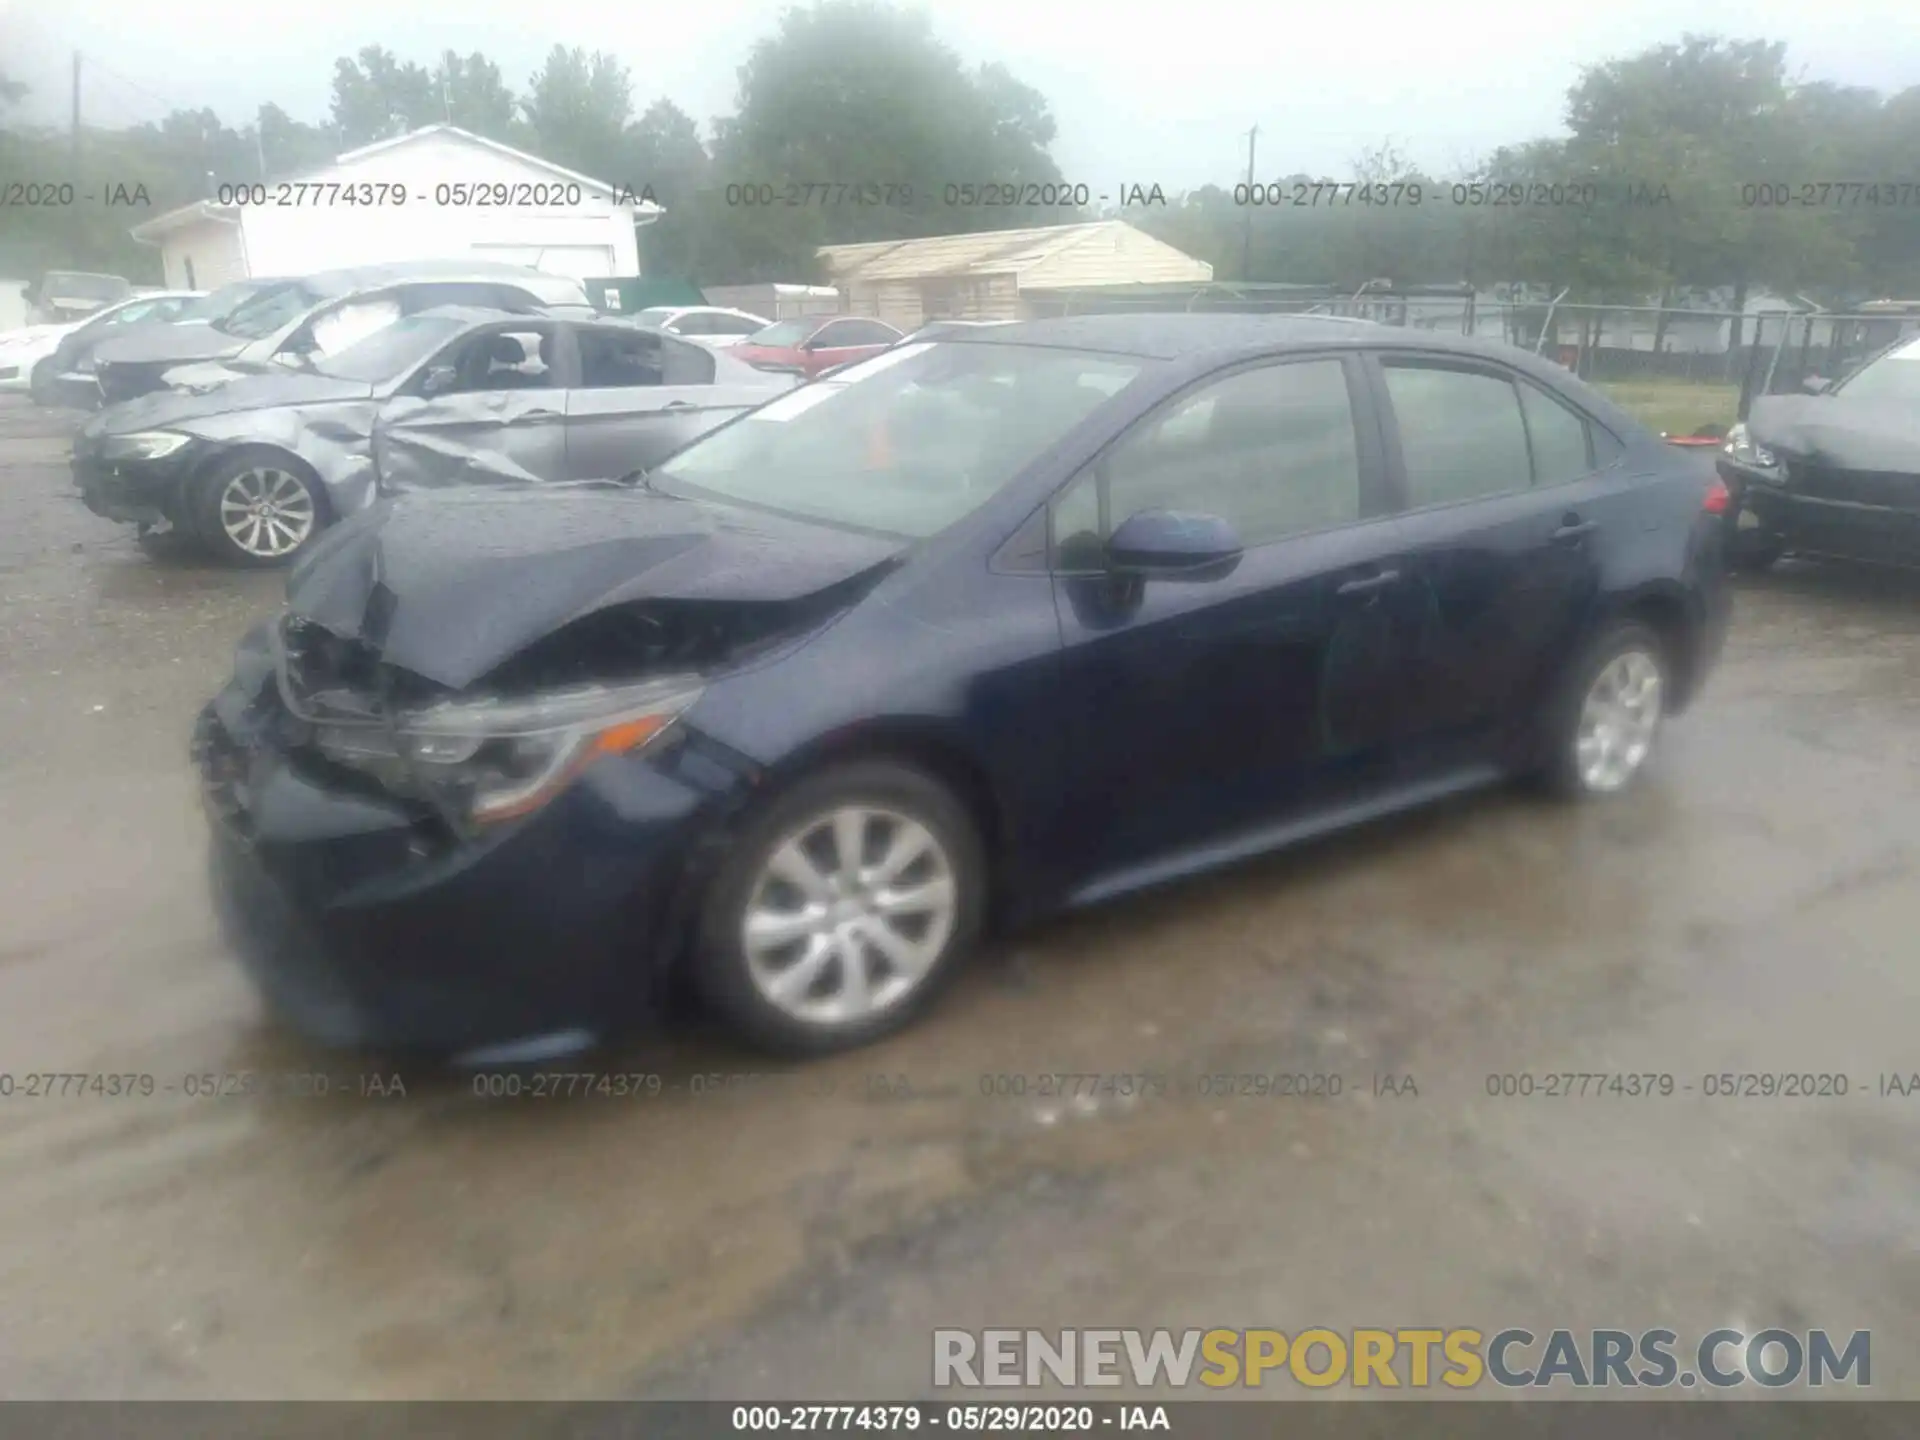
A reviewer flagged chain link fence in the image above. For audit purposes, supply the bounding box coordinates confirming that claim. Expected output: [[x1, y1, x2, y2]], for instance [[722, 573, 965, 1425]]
[[1020, 285, 1920, 420]]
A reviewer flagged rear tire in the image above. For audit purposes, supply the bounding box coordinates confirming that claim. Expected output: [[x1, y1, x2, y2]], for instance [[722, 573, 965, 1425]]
[[1540, 622, 1670, 800], [191, 451, 327, 568], [694, 759, 986, 1055]]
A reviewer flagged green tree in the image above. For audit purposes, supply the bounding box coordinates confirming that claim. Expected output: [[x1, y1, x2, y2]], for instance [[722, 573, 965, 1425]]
[[620, 99, 714, 277], [256, 102, 337, 178], [712, 0, 1067, 269], [1562, 36, 1854, 355], [436, 51, 517, 140], [521, 46, 633, 182], [329, 45, 437, 145]]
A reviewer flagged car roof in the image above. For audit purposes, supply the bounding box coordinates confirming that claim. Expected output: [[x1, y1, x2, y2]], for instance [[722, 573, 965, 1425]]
[[931, 312, 1651, 436], [944, 311, 1587, 367], [410, 305, 547, 328], [931, 312, 1396, 360], [303, 261, 591, 301], [107, 290, 202, 305]]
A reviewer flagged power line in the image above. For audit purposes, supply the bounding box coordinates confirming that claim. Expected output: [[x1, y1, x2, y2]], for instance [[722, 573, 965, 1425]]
[[85, 64, 185, 117], [9, 11, 201, 122]]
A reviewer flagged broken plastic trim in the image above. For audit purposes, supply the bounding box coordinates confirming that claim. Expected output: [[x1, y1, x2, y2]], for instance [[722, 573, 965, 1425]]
[[272, 617, 702, 828]]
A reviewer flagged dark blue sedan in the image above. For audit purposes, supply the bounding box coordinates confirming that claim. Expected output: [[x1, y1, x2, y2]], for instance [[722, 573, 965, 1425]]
[[193, 315, 1731, 1061]]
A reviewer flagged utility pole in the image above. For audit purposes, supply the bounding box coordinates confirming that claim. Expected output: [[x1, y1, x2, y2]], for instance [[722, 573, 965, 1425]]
[[69, 52, 82, 265], [1241, 124, 1258, 282]]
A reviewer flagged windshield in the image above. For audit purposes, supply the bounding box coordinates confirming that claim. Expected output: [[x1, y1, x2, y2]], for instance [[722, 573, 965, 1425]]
[[216, 282, 322, 340], [652, 341, 1145, 538], [176, 282, 264, 323], [745, 319, 814, 347], [632, 308, 678, 327], [311, 314, 472, 383], [1838, 337, 1920, 404]]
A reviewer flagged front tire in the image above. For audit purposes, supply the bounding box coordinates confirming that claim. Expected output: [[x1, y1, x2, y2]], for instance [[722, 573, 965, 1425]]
[[1541, 622, 1669, 800], [27, 358, 58, 407], [694, 760, 987, 1055], [191, 452, 326, 567]]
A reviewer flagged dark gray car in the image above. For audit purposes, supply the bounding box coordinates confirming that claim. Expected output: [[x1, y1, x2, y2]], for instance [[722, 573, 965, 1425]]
[[91, 262, 599, 404], [73, 307, 793, 566]]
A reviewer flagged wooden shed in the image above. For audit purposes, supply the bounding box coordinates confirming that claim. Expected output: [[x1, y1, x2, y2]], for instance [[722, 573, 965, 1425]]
[[816, 221, 1212, 331]]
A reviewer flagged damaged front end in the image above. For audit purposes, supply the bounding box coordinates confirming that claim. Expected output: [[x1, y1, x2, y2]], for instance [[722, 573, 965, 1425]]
[[1723, 394, 1920, 568], [270, 613, 704, 834], [191, 610, 746, 1055], [190, 483, 906, 1052]]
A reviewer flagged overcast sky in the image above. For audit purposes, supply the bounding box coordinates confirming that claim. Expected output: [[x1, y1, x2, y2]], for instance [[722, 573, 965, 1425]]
[[3, 0, 1917, 191]]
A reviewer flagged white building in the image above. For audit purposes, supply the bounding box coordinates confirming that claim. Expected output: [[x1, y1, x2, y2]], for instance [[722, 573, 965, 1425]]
[[130, 125, 659, 290]]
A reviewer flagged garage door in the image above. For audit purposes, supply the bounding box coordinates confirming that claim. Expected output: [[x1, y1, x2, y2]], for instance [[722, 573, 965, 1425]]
[[470, 245, 615, 282]]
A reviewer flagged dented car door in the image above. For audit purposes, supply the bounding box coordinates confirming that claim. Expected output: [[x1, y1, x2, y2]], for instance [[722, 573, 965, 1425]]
[[373, 321, 570, 491]]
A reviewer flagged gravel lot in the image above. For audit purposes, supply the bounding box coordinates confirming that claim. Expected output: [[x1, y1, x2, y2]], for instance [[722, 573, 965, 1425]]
[[2, 392, 1918, 1400]]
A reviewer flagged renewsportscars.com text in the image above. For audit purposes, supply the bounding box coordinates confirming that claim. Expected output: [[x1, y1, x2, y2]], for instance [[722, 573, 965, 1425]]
[[932, 1327, 1871, 1389]]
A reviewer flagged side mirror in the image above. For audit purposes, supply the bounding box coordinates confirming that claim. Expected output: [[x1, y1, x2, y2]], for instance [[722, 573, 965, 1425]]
[[1107, 509, 1244, 575], [1799, 375, 1832, 396], [420, 365, 458, 397]]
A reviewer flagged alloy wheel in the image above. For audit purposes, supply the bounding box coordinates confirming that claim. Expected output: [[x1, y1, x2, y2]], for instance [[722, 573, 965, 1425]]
[[740, 804, 958, 1027], [218, 467, 315, 559], [1574, 648, 1664, 793]]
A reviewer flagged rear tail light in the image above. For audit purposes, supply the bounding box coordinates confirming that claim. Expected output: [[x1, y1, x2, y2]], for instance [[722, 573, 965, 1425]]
[[1702, 477, 1731, 515]]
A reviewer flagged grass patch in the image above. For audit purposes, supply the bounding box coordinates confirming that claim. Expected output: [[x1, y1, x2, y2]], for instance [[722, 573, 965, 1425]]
[[1597, 379, 1741, 437]]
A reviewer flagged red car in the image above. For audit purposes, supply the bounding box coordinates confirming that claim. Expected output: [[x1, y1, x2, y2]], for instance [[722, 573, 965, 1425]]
[[731, 315, 905, 378]]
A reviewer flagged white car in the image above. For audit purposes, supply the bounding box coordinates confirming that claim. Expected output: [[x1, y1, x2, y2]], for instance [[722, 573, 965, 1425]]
[[628, 305, 773, 347], [0, 291, 202, 394]]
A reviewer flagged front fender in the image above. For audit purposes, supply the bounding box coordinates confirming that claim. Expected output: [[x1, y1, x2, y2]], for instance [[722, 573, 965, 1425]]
[[174, 402, 381, 517]]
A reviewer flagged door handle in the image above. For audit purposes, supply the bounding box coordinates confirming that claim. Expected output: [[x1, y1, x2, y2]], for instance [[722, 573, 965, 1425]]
[[520, 408, 560, 420], [662, 401, 693, 410], [1553, 518, 1599, 543], [1336, 568, 1400, 597]]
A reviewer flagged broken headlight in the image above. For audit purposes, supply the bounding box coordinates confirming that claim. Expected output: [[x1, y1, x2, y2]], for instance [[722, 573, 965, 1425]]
[[1723, 422, 1780, 477], [314, 674, 702, 826], [102, 431, 192, 460]]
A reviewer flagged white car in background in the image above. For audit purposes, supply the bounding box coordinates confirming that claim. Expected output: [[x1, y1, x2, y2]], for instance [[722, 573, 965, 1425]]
[[628, 305, 773, 346], [0, 291, 202, 393]]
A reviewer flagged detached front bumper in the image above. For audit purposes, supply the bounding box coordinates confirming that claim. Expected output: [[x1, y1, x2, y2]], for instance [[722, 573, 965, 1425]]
[[192, 647, 738, 1055]]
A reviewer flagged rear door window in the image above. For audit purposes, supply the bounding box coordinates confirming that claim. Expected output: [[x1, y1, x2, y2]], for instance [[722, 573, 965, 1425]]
[[1518, 382, 1596, 486], [1381, 363, 1533, 508], [576, 326, 715, 387]]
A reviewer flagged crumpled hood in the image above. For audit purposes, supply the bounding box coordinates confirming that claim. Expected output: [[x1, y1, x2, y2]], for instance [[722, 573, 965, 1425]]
[[285, 485, 906, 689], [94, 323, 243, 368], [1747, 393, 1920, 474], [97, 371, 374, 432]]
